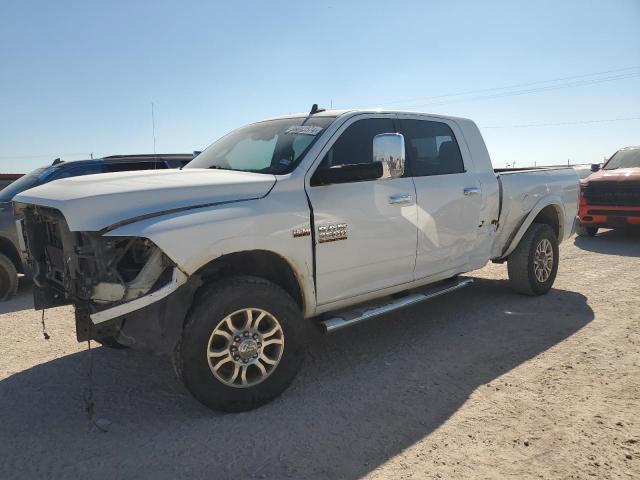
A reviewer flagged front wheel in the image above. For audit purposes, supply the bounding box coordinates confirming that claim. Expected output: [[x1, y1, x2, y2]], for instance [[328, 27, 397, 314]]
[[175, 276, 304, 412], [507, 223, 559, 296]]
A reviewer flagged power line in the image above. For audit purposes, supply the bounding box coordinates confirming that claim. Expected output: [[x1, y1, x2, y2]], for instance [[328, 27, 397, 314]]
[[482, 116, 640, 129], [348, 65, 640, 109], [400, 72, 640, 109]]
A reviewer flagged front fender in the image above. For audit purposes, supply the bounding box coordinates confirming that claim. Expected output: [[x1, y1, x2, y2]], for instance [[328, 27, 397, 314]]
[[104, 195, 316, 317]]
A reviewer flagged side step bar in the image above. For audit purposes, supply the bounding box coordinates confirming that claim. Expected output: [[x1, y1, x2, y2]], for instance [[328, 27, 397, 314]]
[[320, 277, 474, 333]]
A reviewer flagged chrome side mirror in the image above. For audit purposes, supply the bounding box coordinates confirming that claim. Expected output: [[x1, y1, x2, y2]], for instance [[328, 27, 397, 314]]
[[373, 133, 405, 179]]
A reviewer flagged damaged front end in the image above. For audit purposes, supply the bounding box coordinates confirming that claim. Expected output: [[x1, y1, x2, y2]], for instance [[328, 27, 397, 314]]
[[17, 204, 197, 352]]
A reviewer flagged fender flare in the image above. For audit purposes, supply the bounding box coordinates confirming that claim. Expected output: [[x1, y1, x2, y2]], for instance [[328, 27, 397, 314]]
[[500, 195, 565, 259]]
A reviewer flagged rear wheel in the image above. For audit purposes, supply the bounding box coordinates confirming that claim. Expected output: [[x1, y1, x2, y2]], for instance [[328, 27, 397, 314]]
[[175, 276, 305, 412], [576, 224, 598, 237], [507, 223, 559, 296], [0, 253, 18, 302]]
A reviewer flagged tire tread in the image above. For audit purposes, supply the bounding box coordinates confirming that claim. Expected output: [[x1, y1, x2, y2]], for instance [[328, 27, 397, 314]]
[[507, 223, 558, 296]]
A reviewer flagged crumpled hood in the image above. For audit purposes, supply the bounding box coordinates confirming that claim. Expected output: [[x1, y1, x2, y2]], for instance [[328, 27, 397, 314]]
[[14, 168, 276, 231], [586, 167, 640, 183]]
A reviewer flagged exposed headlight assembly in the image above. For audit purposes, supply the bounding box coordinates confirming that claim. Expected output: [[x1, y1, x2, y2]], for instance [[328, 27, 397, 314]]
[[91, 238, 172, 304]]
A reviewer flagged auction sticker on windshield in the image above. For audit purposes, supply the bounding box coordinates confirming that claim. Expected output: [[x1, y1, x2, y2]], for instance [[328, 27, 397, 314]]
[[285, 125, 323, 136]]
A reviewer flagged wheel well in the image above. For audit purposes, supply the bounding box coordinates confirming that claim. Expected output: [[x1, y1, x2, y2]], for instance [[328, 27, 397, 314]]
[[0, 236, 23, 273], [533, 205, 560, 238], [194, 250, 304, 310]]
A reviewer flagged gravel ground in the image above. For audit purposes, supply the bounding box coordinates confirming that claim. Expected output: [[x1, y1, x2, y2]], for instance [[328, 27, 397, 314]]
[[1, 230, 639, 479]]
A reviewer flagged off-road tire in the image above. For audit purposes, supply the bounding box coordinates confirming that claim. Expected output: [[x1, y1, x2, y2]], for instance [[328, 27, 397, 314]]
[[507, 223, 559, 296], [0, 253, 18, 302], [576, 223, 598, 237], [174, 275, 305, 412]]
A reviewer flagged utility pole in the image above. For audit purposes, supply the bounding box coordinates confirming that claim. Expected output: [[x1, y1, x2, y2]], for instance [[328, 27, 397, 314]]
[[151, 102, 157, 154]]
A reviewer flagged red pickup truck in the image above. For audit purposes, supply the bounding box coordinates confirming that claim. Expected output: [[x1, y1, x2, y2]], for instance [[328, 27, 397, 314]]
[[577, 146, 640, 236]]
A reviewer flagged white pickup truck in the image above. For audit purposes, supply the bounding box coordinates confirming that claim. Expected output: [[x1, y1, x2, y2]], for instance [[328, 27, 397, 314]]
[[15, 107, 579, 412]]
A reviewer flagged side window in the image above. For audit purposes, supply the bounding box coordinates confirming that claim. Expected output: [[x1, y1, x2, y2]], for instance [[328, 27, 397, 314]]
[[401, 119, 465, 176], [104, 161, 168, 172], [319, 118, 396, 168]]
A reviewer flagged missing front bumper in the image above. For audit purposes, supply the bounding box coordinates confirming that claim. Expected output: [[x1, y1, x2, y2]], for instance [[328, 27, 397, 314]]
[[90, 267, 188, 324], [75, 271, 200, 353]]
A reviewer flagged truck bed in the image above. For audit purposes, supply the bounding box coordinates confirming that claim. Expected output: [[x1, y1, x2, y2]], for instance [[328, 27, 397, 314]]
[[490, 167, 579, 259]]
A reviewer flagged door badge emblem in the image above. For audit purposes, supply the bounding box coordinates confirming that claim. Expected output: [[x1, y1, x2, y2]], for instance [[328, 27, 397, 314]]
[[318, 223, 348, 243]]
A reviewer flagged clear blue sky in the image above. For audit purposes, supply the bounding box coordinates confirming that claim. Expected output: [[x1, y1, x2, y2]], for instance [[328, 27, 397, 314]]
[[1, 0, 639, 172]]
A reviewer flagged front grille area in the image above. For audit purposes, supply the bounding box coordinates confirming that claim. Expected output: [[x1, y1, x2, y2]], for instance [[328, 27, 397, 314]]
[[583, 181, 640, 206], [21, 207, 76, 290]]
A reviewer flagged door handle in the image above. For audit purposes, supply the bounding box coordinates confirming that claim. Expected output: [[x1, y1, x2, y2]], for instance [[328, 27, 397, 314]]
[[388, 194, 413, 205], [463, 187, 481, 196]]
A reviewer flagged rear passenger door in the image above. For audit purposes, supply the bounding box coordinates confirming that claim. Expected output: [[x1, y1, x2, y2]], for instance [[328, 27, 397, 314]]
[[400, 118, 481, 279]]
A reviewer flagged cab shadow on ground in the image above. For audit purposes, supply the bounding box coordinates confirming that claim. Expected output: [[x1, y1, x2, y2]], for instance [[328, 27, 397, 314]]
[[0, 278, 593, 480], [574, 229, 640, 257]]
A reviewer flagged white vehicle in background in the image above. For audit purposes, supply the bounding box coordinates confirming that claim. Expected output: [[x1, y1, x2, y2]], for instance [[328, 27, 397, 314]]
[[15, 106, 579, 412]]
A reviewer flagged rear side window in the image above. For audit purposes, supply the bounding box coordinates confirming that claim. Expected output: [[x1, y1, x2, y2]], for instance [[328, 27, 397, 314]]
[[104, 161, 168, 172], [319, 118, 396, 168], [401, 119, 465, 176]]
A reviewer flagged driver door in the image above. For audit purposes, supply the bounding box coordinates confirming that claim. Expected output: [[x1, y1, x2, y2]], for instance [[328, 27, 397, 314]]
[[305, 116, 418, 306]]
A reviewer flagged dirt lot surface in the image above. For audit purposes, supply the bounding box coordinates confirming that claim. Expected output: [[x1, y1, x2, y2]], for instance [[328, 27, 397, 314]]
[[1, 230, 639, 479]]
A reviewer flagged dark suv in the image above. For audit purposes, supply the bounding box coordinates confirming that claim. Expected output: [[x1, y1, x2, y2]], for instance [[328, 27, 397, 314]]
[[0, 154, 193, 300]]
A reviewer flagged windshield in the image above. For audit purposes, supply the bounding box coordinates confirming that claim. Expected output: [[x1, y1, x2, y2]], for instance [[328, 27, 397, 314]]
[[186, 116, 335, 174], [604, 149, 640, 170], [0, 168, 48, 202]]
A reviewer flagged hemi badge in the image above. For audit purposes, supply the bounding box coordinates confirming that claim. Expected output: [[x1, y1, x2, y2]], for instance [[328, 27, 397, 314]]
[[292, 227, 311, 238]]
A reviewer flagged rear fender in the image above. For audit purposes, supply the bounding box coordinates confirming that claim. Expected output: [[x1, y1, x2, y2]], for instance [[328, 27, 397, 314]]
[[498, 196, 565, 259]]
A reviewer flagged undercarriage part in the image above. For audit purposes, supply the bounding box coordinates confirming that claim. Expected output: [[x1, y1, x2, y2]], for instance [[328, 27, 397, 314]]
[[33, 283, 69, 310], [74, 274, 200, 352], [75, 304, 124, 343], [114, 277, 200, 352]]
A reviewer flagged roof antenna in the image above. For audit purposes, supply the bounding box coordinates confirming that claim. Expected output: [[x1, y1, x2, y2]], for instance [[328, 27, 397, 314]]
[[52, 158, 63, 165], [301, 104, 326, 126], [309, 103, 325, 115]]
